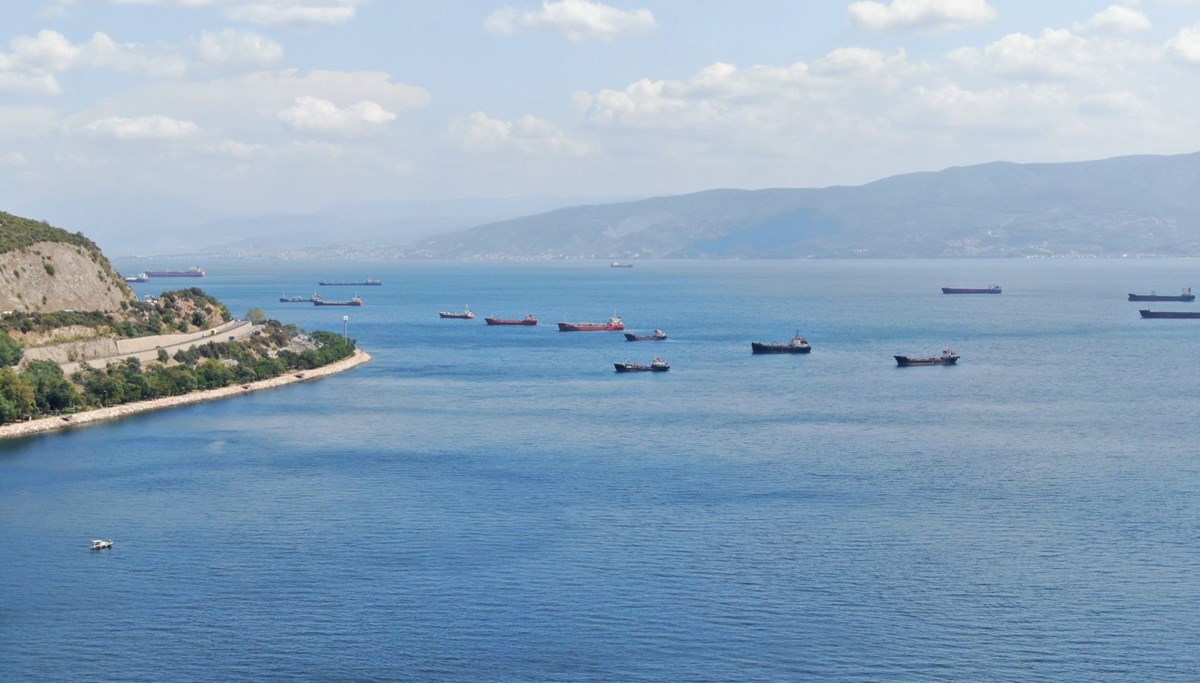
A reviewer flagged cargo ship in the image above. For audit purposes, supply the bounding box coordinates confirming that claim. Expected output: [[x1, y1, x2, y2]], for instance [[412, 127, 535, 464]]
[[485, 314, 538, 326], [558, 316, 624, 332], [614, 357, 670, 372], [439, 307, 475, 319], [312, 294, 362, 307], [318, 279, 381, 286], [895, 349, 959, 366], [624, 329, 667, 341], [145, 266, 205, 277], [942, 285, 1000, 294], [280, 294, 312, 303], [1139, 310, 1200, 319], [1128, 288, 1194, 302], [123, 272, 149, 283], [751, 335, 811, 354]]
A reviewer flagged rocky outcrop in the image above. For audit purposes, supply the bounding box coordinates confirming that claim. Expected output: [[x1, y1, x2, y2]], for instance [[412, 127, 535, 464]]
[[0, 241, 133, 313]]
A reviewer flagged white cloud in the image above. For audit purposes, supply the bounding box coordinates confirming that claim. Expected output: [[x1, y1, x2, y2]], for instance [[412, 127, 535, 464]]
[[848, 0, 996, 33], [224, 2, 358, 27], [485, 0, 656, 42], [197, 138, 267, 157], [82, 114, 201, 140], [450, 111, 588, 155], [4, 30, 188, 78], [1166, 24, 1200, 63], [276, 95, 396, 135], [0, 70, 61, 96], [196, 29, 284, 67], [947, 28, 1159, 81], [0, 151, 28, 167], [1076, 5, 1152, 33]]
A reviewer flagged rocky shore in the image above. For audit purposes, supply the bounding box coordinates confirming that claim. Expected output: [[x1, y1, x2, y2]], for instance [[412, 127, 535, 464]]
[[0, 349, 372, 441]]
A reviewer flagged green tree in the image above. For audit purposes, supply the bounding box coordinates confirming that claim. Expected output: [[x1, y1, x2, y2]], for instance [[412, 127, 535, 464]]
[[246, 308, 267, 324], [0, 331, 22, 367]]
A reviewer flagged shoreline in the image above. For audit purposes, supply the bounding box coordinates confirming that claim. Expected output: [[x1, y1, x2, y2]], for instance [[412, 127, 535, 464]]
[[0, 349, 372, 441]]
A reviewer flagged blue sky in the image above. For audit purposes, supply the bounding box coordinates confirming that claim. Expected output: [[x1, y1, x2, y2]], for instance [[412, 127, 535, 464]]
[[3, 0, 1200, 220]]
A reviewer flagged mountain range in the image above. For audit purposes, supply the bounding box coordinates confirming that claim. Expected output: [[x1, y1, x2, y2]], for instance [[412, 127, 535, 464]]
[[15, 151, 1200, 259], [411, 151, 1200, 259]]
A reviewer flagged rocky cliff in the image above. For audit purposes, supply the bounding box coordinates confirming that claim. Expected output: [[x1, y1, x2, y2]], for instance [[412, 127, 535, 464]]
[[0, 211, 135, 313]]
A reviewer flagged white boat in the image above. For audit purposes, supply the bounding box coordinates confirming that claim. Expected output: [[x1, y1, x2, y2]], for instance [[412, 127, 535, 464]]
[[91, 539, 113, 550]]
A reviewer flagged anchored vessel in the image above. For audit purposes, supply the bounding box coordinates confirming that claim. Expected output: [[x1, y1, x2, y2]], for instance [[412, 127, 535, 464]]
[[485, 314, 538, 326], [942, 285, 1000, 294], [1139, 309, 1200, 319], [751, 335, 811, 354], [279, 294, 312, 303], [145, 266, 205, 277], [123, 273, 148, 283], [558, 316, 625, 332], [319, 279, 382, 286], [1128, 288, 1194, 302], [312, 294, 362, 307], [614, 357, 670, 372], [624, 329, 667, 341], [439, 307, 475, 319], [610, 262, 634, 268], [91, 539, 113, 550], [895, 349, 959, 366]]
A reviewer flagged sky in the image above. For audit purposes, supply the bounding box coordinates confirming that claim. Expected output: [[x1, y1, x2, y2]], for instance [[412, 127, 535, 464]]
[[3, 0, 1200, 220]]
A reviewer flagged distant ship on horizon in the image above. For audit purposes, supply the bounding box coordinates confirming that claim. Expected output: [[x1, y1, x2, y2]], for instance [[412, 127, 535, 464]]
[[319, 279, 381, 286], [145, 266, 204, 277]]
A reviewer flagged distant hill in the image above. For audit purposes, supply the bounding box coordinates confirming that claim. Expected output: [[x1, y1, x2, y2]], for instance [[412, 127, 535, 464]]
[[410, 152, 1200, 259], [0, 211, 133, 313]]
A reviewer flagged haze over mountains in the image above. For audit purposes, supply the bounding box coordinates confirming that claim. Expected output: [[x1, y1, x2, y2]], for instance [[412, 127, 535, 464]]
[[21, 151, 1200, 259]]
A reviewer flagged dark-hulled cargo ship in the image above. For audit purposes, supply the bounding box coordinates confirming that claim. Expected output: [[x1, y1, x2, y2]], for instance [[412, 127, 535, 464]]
[[942, 285, 999, 294], [1128, 288, 1194, 302], [1139, 309, 1200, 319], [145, 266, 205, 277]]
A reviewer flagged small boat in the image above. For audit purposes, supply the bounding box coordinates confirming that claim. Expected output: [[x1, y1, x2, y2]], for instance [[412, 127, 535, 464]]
[[123, 273, 148, 283], [1139, 309, 1200, 319], [279, 293, 311, 303], [942, 285, 1001, 294], [751, 334, 811, 354], [610, 262, 633, 268], [485, 314, 538, 326], [614, 357, 670, 372], [440, 307, 475, 319], [319, 279, 382, 286], [1128, 288, 1194, 302], [895, 349, 959, 366], [624, 329, 667, 341], [312, 293, 363, 307], [91, 539, 113, 550], [558, 316, 625, 331]]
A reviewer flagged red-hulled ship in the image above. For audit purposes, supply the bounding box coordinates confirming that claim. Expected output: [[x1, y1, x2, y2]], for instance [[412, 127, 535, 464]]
[[312, 293, 362, 306], [558, 316, 624, 332], [485, 314, 538, 326]]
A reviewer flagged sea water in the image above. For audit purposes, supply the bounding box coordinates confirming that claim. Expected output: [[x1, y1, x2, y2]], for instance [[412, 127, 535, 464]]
[[2, 259, 1198, 681]]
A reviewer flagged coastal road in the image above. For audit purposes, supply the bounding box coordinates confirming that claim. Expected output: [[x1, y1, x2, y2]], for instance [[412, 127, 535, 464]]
[[59, 320, 256, 376]]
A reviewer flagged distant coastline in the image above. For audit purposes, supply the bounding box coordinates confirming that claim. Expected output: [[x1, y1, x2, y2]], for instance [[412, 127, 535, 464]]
[[0, 349, 372, 441]]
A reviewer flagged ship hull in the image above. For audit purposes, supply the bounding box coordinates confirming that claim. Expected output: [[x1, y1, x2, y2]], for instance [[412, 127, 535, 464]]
[[614, 363, 669, 372], [146, 269, 204, 277], [1139, 310, 1200, 318], [440, 312, 474, 319], [942, 287, 1000, 294], [895, 355, 958, 366], [313, 300, 362, 306], [1128, 294, 1195, 302], [624, 333, 666, 341], [485, 318, 537, 326], [751, 343, 811, 354], [319, 281, 381, 286], [559, 322, 625, 331]]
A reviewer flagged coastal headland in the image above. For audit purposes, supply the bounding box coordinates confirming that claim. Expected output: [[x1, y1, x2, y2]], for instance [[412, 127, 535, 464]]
[[0, 348, 371, 441]]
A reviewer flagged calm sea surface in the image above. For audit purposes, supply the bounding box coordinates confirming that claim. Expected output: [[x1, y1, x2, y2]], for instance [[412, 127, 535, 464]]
[[3, 259, 1199, 681]]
